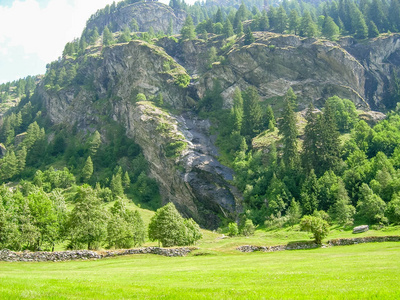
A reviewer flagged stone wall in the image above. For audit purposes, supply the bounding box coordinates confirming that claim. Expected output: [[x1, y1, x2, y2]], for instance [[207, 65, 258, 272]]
[[237, 236, 400, 253], [0, 247, 198, 262]]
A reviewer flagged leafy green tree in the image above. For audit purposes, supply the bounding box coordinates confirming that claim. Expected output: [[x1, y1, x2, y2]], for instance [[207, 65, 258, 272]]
[[82, 156, 94, 183], [300, 215, 330, 244], [386, 194, 400, 224], [181, 15, 196, 40], [67, 185, 109, 249], [244, 27, 255, 45], [183, 218, 202, 245], [357, 183, 387, 224], [329, 179, 356, 226], [228, 222, 239, 236], [148, 202, 187, 247]]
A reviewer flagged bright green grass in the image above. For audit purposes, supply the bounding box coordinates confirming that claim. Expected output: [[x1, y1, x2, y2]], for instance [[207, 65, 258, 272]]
[[1, 242, 399, 299]]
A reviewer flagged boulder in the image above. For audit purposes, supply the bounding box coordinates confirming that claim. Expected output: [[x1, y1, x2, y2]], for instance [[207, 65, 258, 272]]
[[353, 225, 369, 234]]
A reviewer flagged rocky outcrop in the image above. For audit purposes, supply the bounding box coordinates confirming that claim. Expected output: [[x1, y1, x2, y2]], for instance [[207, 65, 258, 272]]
[[0, 247, 198, 262], [353, 225, 369, 234], [86, 2, 186, 35], [116, 101, 240, 228]]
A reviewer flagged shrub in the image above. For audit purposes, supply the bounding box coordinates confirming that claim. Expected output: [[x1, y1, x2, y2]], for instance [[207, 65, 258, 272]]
[[241, 219, 255, 236], [300, 215, 330, 244], [228, 222, 239, 237]]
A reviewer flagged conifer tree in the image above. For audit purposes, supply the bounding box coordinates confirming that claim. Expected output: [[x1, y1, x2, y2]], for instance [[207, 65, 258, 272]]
[[301, 169, 319, 215], [368, 21, 380, 38], [322, 16, 340, 40], [119, 26, 131, 43], [259, 10, 269, 31], [110, 172, 124, 198], [299, 11, 317, 37], [123, 171, 131, 189], [236, 21, 244, 36], [242, 86, 263, 137], [232, 88, 244, 132], [265, 105, 276, 130], [244, 27, 255, 45], [279, 94, 299, 170], [103, 26, 115, 46], [223, 18, 234, 38], [275, 6, 287, 33], [181, 15, 196, 40], [82, 156, 93, 183], [288, 9, 300, 34], [130, 18, 139, 32]]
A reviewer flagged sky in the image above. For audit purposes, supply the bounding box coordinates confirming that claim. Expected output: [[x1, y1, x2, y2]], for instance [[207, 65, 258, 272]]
[[0, 0, 195, 84]]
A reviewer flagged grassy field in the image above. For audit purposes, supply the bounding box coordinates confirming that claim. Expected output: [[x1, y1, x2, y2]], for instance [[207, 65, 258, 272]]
[[0, 242, 399, 299]]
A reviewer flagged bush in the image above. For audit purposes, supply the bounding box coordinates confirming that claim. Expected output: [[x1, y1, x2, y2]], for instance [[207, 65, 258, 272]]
[[300, 215, 330, 244], [228, 222, 239, 237], [241, 219, 255, 236], [386, 196, 400, 224]]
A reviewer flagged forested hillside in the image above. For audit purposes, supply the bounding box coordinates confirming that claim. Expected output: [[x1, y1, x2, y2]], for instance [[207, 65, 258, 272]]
[[1, 0, 400, 252]]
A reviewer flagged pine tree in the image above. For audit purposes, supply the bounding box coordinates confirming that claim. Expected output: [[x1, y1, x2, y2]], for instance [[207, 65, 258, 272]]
[[302, 104, 319, 173], [214, 8, 223, 23], [236, 21, 244, 36], [265, 105, 276, 130], [168, 18, 174, 35], [244, 27, 255, 45], [299, 11, 317, 37], [232, 88, 244, 132], [89, 131, 101, 157], [288, 9, 300, 34], [275, 5, 287, 33], [82, 156, 93, 183], [259, 10, 269, 31], [90, 27, 100, 45], [322, 16, 340, 40], [242, 86, 263, 137], [223, 18, 234, 38], [181, 15, 196, 40], [368, 21, 380, 38], [119, 26, 131, 43], [389, 0, 400, 32], [103, 26, 115, 46], [110, 173, 124, 198], [122, 171, 130, 189], [130, 18, 139, 32], [279, 95, 299, 170], [301, 169, 319, 215]]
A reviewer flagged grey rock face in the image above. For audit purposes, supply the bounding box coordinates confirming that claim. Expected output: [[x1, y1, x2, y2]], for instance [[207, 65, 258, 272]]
[[86, 2, 186, 35]]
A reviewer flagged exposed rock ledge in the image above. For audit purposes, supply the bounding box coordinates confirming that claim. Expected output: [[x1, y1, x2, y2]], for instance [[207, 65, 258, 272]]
[[237, 236, 400, 253], [0, 247, 198, 262]]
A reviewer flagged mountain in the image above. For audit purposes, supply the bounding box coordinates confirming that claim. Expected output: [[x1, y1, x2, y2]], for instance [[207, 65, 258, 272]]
[[2, 0, 400, 228]]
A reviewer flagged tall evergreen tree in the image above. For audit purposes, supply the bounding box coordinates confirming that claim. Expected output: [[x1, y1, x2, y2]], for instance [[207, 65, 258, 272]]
[[103, 26, 115, 46], [223, 18, 234, 38], [322, 16, 340, 40], [299, 11, 318, 38], [279, 94, 299, 170], [301, 169, 319, 215], [275, 5, 287, 33], [181, 15, 196, 40], [82, 156, 93, 183], [242, 86, 263, 137], [244, 27, 255, 45], [288, 9, 300, 34]]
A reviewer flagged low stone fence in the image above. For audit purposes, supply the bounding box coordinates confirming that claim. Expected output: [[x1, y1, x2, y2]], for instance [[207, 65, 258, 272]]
[[0, 247, 198, 262], [237, 236, 400, 253], [328, 235, 400, 246]]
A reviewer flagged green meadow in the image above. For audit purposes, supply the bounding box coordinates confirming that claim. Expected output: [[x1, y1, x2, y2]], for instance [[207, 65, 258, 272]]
[[1, 240, 400, 299]]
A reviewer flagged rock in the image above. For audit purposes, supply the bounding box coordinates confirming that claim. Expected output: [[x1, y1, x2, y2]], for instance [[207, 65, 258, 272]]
[[358, 111, 386, 126], [353, 225, 369, 234], [0, 143, 6, 158], [85, 2, 186, 35]]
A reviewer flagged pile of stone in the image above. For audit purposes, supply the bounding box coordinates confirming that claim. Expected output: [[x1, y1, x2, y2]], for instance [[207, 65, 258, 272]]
[[237, 241, 318, 253], [0, 247, 198, 262], [237, 235, 400, 253], [328, 236, 400, 246]]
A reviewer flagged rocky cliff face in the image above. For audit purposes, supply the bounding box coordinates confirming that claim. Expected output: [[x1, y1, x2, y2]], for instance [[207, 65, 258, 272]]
[[86, 2, 186, 35], [39, 40, 240, 228], [38, 31, 400, 227]]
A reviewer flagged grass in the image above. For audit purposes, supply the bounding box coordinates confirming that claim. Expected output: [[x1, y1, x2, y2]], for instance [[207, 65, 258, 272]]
[[0, 242, 399, 299]]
